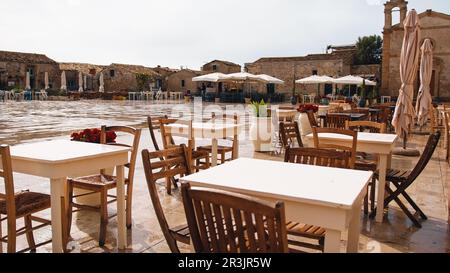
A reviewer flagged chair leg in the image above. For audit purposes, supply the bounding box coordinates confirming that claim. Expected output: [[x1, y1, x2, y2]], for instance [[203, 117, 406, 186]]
[[126, 184, 133, 229], [0, 214, 2, 253], [221, 151, 226, 164], [166, 177, 172, 195], [99, 189, 108, 246], [24, 215, 36, 253], [364, 189, 369, 215], [7, 215, 16, 253], [370, 178, 376, 213], [400, 191, 428, 220]]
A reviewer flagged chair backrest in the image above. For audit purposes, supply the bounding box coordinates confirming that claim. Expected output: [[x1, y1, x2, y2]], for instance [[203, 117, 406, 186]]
[[159, 118, 194, 150], [211, 112, 239, 141], [279, 122, 303, 149], [100, 125, 141, 182], [306, 111, 319, 128], [285, 147, 351, 169], [142, 145, 192, 252], [147, 115, 168, 151], [181, 183, 289, 253], [407, 131, 441, 183], [0, 145, 17, 222], [325, 114, 351, 129], [346, 120, 386, 133], [312, 127, 357, 169]]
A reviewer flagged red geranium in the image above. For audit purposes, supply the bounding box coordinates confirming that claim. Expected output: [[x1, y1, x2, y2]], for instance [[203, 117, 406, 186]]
[[297, 104, 319, 113], [71, 128, 117, 143]]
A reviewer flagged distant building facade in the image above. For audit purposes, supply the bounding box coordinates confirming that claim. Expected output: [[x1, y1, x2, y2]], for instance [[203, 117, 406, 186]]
[[202, 60, 241, 74], [382, 0, 450, 99], [100, 63, 162, 93], [166, 69, 204, 94], [59, 63, 105, 91], [0, 50, 60, 90]]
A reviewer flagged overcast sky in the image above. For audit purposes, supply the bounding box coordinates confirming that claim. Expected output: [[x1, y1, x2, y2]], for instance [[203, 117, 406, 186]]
[[1, 0, 449, 69]]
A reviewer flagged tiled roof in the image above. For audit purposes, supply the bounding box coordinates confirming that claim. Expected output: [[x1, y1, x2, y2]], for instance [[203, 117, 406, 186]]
[[0, 50, 57, 64], [204, 60, 241, 67], [59, 62, 106, 74], [252, 51, 354, 64], [106, 63, 162, 77]]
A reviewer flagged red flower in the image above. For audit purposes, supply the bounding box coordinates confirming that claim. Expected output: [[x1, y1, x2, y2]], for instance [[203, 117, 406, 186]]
[[71, 128, 117, 143], [297, 104, 319, 113]]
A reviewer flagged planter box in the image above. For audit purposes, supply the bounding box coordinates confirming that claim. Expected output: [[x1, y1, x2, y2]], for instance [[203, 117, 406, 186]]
[[250, 117, 273, 152]]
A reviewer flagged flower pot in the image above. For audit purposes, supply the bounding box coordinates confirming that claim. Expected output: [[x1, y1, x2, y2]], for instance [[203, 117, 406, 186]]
[[298, 113, 313, 145], [250, 117, 273, 152]]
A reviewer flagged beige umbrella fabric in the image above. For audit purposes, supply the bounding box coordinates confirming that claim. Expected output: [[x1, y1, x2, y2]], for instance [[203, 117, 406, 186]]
[[99, 73, 105, 93], [44, 72, 49, 89], [415, 39, 434, 127], [25, 72, 31, 90], [78, 72, 84, 92], [392, 9, 421, 145], [61, 71, 67, 91]]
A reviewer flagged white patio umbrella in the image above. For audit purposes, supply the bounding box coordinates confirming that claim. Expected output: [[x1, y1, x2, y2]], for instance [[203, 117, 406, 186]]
[[257, 74, 284, 84], [44, 72, 49, 89], [78, 72, 84, 92], [392, 9, 421, 149], [61, 71, 67, 91], [333, 75, 376, 86], [25, 72, 31, 90], [415, 39, 433, 128], [296, 75, 334, 97], [192, 72, 227, 83], [222, 72, 265, 82], [99, 73, 105, 93]]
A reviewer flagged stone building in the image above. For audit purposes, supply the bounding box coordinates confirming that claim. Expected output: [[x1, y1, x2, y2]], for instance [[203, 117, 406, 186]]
[[0, 50, 60, 90], [152, 66, 180, 91], [202, 60, 241, 74], [59, 63, 105, 91], [245, 46, 359, 96], [100, 63, 162, 93], [166, 69, 204, 94], [382, 0, 450, 99]]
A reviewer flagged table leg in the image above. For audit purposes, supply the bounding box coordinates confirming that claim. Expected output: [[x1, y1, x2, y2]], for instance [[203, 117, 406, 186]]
[[324, 229, 341, 253], [347, 198, 363, 253], [116, 165, 126, 249], [376, 154, 388, 223], [50, 177, 68, 253], [211, 138, 218, 167], [233, 134, 239, 160]]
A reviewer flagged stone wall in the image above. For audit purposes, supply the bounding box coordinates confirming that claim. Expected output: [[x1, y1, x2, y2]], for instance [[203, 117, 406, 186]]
[[166, 70, 201, 94], [0, 61, 60, 90], [202, 61, 241, 74]]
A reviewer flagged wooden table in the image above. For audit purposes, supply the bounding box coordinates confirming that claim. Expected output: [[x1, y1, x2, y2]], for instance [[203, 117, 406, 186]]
[[181, 158, 373, 253], [7, 140, 130, 253], [166, 122, 243, 167], [304, 132, 398, 223]]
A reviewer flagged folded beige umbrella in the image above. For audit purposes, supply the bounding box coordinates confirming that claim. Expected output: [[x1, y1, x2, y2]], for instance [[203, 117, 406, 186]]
[[392, 9, 421, 149], [61, 71, 67, 91], [415, 39, 433, 128], [44, 72, 50, 89]]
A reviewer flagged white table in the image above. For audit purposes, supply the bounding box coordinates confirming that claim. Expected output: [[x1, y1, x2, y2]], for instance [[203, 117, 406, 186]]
[[181, 158, 372, 253], [304, 132, 398, 223], [276, 109, 297, 122], [170, 92, 183, 100], [167, 122, 243, 167], [7, 140, 130, 253]]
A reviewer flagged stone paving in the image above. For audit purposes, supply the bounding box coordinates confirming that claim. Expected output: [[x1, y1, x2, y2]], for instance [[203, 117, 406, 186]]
[[0, 100, 449, 253]]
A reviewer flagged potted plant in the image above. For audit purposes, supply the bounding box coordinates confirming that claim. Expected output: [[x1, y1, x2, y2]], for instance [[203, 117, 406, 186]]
[[297, 104, 319, 141], [249, 99, 273, 152]]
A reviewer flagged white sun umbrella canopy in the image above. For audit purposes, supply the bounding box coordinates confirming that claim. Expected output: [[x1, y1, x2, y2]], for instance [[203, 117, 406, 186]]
[[296, 75, 334, 84], [99, 73, 105, 93], [25, 72, 31, 90], [333, 75, 376, 86], [44, 72, 49, 89], [257, 74, 284, 84], [61, 71, 67, 91], [415, 39, 433, 127], [78, 72, 84, 92], [192, 72, 227, 83], [223, 72, 264, 82]]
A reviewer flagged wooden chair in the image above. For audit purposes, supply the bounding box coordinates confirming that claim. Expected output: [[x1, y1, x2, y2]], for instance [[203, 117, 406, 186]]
[[430, 105, 445, 134], [312, 127, 357, 169], [444, 111, 450, 162], [197, 113, 238, 164], [372, 132, 441, 227], [306, 110, 319, 128], [159, 118, 210, 180], [67, 126, 142, 246], [345, 120, 386, 134], [325, 113, 351, 129], [284, 147, 352, 252], [279, 121, 303, 150], [0, 145, 52, 253], [181, 183, 289, 253], [142, 145, 192, 253]]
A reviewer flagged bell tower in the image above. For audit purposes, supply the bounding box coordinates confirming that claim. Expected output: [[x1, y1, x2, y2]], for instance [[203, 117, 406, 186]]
[[381, 0, 408, 94]]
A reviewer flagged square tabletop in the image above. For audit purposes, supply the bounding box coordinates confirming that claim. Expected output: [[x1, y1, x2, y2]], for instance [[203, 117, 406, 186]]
[[10, 139, 130, 164], [181, 158, 373, 209], [305, 132, 398, 145]]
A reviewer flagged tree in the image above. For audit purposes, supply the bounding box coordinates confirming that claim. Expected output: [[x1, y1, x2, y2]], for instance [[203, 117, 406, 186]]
[[135, 73, 151, 91], [354, 35, 383, 65]]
